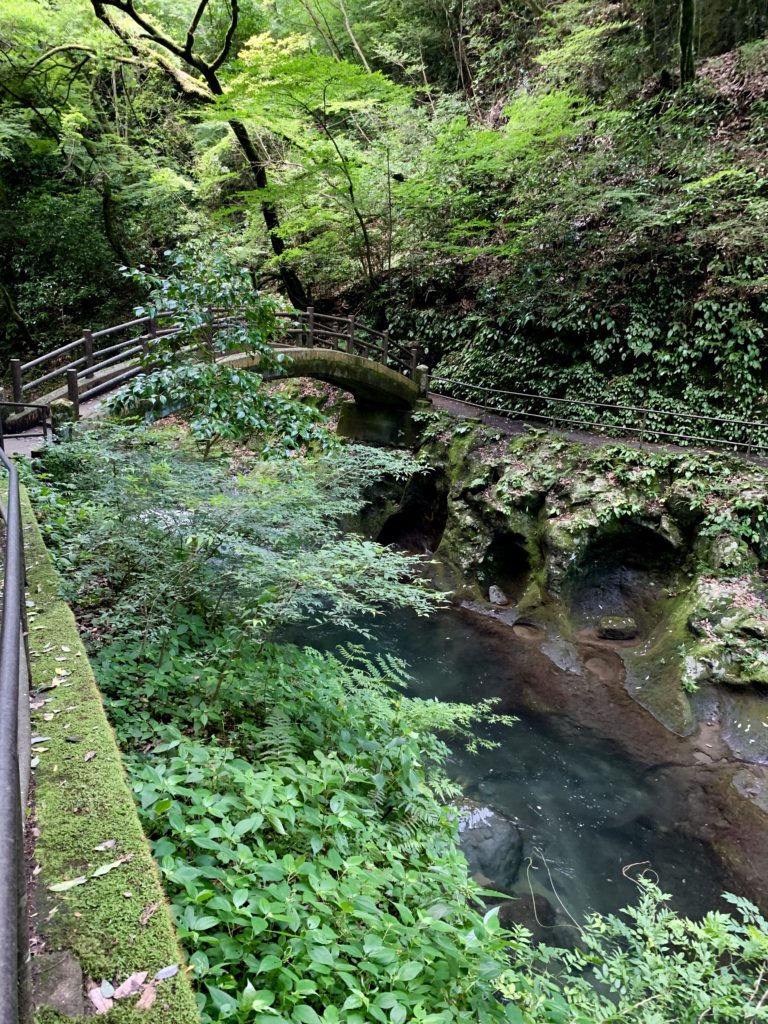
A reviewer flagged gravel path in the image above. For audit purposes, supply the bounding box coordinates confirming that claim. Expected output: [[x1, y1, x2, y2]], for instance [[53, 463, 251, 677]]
[[429, 393, 768, 469]]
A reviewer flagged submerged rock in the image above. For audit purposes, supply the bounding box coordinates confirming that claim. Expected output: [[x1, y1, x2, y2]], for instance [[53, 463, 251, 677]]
[[488, 584, 509, 606], [458, 805, 523, 893], [597, 615, 638, 641], [498, 893, 556, 943]]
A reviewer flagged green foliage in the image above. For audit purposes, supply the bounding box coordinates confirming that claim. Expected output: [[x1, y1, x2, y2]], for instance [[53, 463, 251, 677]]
[[28, 417, 768, 1024], [26, 422, 439, 645], [500, 884, 768, 1022], [106, 246, 330, 455], [126, 243, 280, 366]]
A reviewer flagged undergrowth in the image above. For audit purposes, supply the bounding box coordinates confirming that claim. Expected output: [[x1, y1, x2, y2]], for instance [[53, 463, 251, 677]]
[[25, 421, 768, 1023]]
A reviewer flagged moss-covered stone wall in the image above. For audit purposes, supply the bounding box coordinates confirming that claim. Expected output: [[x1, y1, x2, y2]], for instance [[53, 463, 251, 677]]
[[23, 486, 199, 1023]]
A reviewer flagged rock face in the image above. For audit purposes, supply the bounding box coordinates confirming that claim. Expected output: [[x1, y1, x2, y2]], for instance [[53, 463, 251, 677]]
[[488, 584, 509, 606], [458, 805, 523, 893], [597, 615, 638, 641], [498, 893, 556, 943]]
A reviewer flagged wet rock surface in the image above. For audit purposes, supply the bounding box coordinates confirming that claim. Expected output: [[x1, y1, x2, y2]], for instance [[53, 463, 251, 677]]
[[597, 615, 638, 640], [372, 415, 768, 912], [458, 804, 523, 894]]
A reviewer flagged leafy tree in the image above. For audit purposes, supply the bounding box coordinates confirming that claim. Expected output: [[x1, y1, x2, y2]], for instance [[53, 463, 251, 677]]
[[88, 0, 310, 307], [106, 245, 326, 454]]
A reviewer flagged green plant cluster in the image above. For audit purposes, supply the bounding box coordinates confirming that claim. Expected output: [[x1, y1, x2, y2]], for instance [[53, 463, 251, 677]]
[[106, 246, 331, 456], [27, 419, 768, 1022]]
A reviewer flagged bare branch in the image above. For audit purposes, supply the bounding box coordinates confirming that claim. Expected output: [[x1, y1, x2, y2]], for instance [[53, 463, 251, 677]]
[[210, 0, 239, 73], [185, 0, 212, 59]]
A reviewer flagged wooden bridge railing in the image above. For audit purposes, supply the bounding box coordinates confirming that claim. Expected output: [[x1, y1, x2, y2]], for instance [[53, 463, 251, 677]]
[[8, 309, 418, 407]]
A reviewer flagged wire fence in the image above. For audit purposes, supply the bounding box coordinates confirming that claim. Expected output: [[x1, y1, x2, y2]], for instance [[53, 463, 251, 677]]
[[430, 376, 768, 455]]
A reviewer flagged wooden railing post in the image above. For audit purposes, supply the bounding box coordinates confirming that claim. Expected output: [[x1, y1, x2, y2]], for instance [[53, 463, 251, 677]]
[[66, 369, 80, 419], [381, 330, 389, 365], [10, 361, 22, 404], [307, 306, 315, 347], [348, 315, 355, 354], [410, 346, 418, 372], [83, 329, 94, 378]]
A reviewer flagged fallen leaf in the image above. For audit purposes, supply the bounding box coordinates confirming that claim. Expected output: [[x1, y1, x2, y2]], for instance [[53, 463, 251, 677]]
[[91, 860, 125, 878], [136, 984, 157, 1009], [154, 964, 178, 981], [93, 839, 116, 852], [30, 757, 39, 769], [113, 971, 148, 999], [49, 876, 87, 892], [31, 736, 50, 745], [87, 988, 113, 1014], [140, 901, 159, 926], [60, 645, 71, 652], [84, 751, 96, 762]]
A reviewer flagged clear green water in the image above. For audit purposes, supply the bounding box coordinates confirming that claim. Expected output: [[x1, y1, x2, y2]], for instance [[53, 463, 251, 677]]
[[295, 605, 731, 924]]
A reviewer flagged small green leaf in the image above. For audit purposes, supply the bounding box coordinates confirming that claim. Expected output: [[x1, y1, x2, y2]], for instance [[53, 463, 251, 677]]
[[49, 876, 88, 892]]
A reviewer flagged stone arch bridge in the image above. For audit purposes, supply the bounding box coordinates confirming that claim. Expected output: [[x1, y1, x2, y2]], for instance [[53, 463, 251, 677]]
[[6, 309, 426, 443]]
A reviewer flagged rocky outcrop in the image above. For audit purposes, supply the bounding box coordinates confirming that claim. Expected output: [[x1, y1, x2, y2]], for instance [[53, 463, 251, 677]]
[[409, 414, 768, 714]]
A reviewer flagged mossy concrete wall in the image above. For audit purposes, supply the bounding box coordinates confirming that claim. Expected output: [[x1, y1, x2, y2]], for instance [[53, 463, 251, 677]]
[[22, 487, 199, 1023]]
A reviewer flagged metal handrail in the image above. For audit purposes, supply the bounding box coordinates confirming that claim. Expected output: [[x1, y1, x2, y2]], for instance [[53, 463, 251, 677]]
[[430, 376, 768, 454], [0, 447, 32, 1022]]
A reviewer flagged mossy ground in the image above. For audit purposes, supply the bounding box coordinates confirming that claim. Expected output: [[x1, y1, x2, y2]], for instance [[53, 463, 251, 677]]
[[22, 485, 199, 1023]]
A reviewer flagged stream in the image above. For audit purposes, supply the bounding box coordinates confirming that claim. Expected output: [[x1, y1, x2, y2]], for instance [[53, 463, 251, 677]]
[[295, 604, 735, 927]]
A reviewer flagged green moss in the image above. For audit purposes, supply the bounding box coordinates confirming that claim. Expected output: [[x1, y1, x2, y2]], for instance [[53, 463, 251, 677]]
[[22, 487, 199, 1023]]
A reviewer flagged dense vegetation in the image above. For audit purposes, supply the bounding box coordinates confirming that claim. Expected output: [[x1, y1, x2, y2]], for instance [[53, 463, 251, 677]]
[[9, 0, 768, 1020], [26, 421, 768, 1023], [3, 1, 768, 419]]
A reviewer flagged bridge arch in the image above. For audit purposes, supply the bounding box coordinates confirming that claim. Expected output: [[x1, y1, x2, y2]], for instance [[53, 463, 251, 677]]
[[225, 347, 419, 410]]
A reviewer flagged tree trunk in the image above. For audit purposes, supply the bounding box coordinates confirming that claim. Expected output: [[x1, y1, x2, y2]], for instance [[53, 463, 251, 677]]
[[679, 0, 696, 86]]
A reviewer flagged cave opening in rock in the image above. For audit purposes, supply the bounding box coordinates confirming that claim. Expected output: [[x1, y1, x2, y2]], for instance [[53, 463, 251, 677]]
[[378, 471, 448, 554], [477, 532, 532, 604], [564, 522, 680, 638]]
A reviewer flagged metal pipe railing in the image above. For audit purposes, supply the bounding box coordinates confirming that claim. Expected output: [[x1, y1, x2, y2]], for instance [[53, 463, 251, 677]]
[[430, 376, 768, 455], [0, 447, 32, 1022]]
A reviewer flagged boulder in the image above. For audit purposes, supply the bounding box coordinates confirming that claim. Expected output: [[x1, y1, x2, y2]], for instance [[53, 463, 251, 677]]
[[597, 615, 638, 641], [705, 533, 758, 571], [488, 584, 509, 606], [458, 805, 523, 893]]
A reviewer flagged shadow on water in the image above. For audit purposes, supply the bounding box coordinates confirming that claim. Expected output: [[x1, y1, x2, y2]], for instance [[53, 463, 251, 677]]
[[292, 605, 733, 924]]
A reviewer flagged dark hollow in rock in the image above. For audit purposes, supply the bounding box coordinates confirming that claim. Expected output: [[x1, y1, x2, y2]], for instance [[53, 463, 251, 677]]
[[458, 804, 524, 894], [498, 893, 557, 943], [378, 470, 448, 554], [563, 522, 679, 637], [477, 532, 531, 604]]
